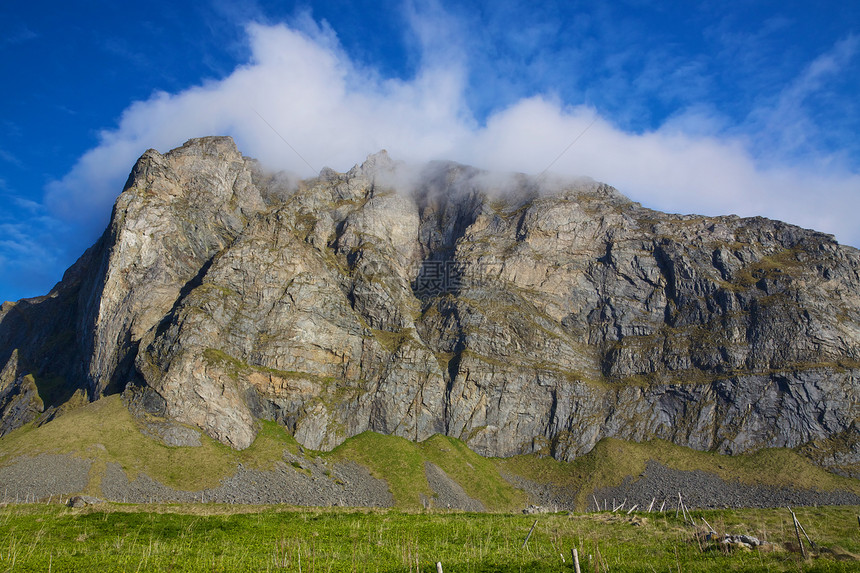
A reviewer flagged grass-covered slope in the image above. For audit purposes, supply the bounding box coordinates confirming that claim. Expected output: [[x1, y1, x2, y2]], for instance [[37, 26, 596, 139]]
[[1, 396, 858, 511], [329, 432, 526, 510], [0, 396, 301, 492]]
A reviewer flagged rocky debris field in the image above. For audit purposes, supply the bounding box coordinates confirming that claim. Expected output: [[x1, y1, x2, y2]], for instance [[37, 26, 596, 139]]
[[0, 452, 392, 507], [590, 461, 860, 511], [0, 454, 91, 503], [502, 472, 579, 511], [2, 454, 859, 511], [511, 460, 860, 512], [423, 461, 484, 511]]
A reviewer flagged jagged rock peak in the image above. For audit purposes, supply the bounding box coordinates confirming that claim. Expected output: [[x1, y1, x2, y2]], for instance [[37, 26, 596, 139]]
[[132, 135, 243, 169], [318, 151, 395, 183], [356, 149, 395, 175], [168, 135, 241, 158]]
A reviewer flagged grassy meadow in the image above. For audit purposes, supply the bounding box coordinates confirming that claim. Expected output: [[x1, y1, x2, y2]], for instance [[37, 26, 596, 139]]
[[2, 396, 860, 571], [1, 503, 859, 572]]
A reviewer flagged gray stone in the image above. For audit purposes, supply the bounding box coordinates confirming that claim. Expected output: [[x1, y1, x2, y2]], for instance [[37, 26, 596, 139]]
[[67, 495, 103, 508]]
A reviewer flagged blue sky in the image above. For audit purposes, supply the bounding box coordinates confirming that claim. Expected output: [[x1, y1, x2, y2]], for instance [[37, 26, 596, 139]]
[[2, 1, 859, 303]]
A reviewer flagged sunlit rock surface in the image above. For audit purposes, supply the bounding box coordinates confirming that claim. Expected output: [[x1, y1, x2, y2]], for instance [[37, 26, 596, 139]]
[[1, 136, 858, 476]]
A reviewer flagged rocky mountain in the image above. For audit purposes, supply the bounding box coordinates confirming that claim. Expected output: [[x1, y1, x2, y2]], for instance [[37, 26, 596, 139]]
[[1, 136, 858, 477]]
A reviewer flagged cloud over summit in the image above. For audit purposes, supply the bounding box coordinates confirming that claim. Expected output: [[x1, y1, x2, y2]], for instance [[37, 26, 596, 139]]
[[43, 16, 860, 250], [0, 6, 850, 305]]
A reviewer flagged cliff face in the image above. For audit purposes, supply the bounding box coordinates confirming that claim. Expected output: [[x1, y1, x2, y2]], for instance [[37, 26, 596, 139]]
[[2, 137, 859, 474]]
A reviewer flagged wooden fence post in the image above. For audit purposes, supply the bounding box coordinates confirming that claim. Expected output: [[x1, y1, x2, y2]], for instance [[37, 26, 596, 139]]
[[789, 508, 807, 558], [790, 508, 815, 549], [571, 548, 582, 573], [521, 520, 538, 549]]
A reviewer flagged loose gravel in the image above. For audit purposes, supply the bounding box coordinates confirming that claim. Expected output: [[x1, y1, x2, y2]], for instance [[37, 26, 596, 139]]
[[3, 454, 859, 511], [0, 454, 91, 503], [509, 460, 860, 511], [423, 462, 484, 511], [591, 460, 860, 511], [99, 451, 394, 507], [0, 451, 393, 507]]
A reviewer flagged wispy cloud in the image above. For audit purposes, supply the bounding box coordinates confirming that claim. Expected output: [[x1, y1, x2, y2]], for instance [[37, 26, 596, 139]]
[[1, 24, 38, 46], [0, 149, 24, 168], [0, 215, 67, 299], [747, 34, 859, 167], [10, 196, 42, 213]]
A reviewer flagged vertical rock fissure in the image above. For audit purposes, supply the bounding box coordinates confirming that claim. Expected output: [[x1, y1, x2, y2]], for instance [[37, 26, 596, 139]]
[[440, 296, 468, 435]]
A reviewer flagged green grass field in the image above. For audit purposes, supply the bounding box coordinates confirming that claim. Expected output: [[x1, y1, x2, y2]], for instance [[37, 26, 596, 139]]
[[3, 396, 860, 571], [1, 504, 858, 572]]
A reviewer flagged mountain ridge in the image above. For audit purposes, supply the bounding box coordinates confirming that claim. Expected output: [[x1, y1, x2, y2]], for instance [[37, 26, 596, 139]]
[[1, 136, 858, 478]]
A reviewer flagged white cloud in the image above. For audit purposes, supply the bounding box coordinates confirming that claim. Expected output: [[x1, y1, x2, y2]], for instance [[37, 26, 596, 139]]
[[43, 20, 860, 248]]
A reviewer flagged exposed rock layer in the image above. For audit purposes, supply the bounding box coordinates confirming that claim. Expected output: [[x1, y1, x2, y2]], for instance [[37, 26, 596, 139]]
[[1, 137, 858, 475]]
